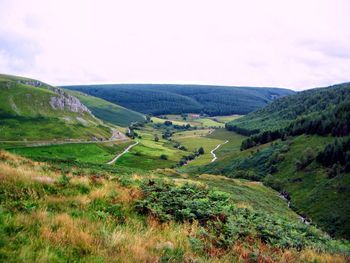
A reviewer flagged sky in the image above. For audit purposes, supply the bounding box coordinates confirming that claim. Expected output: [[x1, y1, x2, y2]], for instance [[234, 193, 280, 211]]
[[0, 0, 349, 90]]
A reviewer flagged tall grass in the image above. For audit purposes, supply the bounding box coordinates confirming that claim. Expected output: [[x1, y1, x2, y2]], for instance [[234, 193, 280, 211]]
[[0, 150, 349, 262]]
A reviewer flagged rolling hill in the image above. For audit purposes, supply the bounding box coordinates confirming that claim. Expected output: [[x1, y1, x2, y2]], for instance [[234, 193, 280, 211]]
[[64, 84, 295, 116], [0, 74, 112, 141], [65, 90, 145, 127]]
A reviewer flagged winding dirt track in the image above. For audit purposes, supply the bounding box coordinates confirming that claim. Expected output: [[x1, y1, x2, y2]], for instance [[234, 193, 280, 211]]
[[107, 141, 139, 165], [210, 140, 229, 163]]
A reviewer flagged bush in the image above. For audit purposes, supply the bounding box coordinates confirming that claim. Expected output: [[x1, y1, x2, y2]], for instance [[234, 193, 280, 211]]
[[197, 147, 205, 155], [135, 180, 348, 253], [160, 154, 168, 160], [295, 148, 314, 171]]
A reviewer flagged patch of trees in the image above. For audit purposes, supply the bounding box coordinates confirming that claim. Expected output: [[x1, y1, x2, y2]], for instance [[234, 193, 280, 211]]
[[316, 138, 350, 175], [162, 130, 173, 140], [295, 148, 315, 171], [173, 142, 187, 151], [153, 122, 192, 131], [225, 124, 260, 136], [127, 122, 145, 139], [240, 99, 350, 150]]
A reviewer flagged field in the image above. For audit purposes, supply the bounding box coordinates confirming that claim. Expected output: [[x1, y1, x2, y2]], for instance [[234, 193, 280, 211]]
[[151, 116, 190, 126], [0, 117, 112, 141], [176, 129, 245, 169], [207, 129, 246, 159], [6, 141, 133, 164], [115, 126, 185, 170], [156, 115, 225, 128]]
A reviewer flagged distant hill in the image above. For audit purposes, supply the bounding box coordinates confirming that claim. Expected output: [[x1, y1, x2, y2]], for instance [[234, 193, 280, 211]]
[[0, 74, 112, 141], [65, 90, 145, 127], [64, 84, 295, 116]]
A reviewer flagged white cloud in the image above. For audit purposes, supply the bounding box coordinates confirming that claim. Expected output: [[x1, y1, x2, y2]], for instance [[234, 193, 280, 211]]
[[0, 0, 349, 90]]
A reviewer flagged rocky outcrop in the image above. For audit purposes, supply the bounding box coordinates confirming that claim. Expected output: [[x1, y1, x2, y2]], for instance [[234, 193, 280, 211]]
[[49, 87, 91, 114], [17, 80, 43, 87]]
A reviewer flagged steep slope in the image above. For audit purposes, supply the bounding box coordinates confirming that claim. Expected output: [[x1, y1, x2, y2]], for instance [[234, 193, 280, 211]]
[[226, 82, 350, 135], [65, 90, 145, 127], [204, 83, 350, 239], [64, 84, 295, 116], [0, 74, 111, 141]]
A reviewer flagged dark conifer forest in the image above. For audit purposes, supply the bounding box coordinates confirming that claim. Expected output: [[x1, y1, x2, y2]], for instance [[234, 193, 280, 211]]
[[65, 84, 294, 116]]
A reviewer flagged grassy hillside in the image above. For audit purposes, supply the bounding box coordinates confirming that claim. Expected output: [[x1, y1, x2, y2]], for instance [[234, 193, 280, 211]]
[[1, 150, 349, 262], [212, 83, 350, 239], [0, 74, 112, 141], [226, 82, 350, 134], [198, 133, 349, 231], [64, 84, 295, 116], [65, 90, 145, 127]]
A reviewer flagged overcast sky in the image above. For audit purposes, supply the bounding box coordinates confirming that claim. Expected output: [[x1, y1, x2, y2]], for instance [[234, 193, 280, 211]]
[[0, 0, 349, 90]]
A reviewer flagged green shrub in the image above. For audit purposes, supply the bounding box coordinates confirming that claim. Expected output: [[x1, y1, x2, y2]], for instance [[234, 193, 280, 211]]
[[160, 154, 168, 160], [136, 180, 350, 253]]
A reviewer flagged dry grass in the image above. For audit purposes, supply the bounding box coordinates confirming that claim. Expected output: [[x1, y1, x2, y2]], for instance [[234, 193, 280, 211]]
[[1, 149, 349, 262], [299, 250, 350, 263], [0, 150, 33, 165], [41, 213, 95, 253], [0, 150, 57, 186], [99, 217, 199, 262], [0, 161, 56, 184]]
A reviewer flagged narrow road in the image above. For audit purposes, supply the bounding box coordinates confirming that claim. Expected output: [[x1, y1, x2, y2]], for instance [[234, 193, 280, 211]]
[[210, 140, 229, 163], [107, 141, 139, 165], [0, 129, 128, 147]]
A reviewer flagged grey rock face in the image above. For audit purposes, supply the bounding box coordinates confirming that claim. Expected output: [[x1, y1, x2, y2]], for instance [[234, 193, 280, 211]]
[[17, 80, 43, 87], [49, 87, 91, 114]]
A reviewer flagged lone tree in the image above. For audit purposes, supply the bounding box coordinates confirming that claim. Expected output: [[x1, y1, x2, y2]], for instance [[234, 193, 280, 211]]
[[164, 120, 173, 126], [160, 154, 168, 160], [198, 147, 205, 155]]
